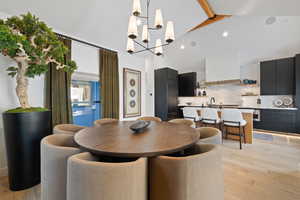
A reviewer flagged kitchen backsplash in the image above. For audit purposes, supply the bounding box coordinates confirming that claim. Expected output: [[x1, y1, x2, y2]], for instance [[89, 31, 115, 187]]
[[178, 83, 259, 105], [178, 84, 295, 108]]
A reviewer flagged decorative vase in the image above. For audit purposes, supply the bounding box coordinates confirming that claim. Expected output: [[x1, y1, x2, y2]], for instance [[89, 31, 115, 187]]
[[2, 111, 51, 191]]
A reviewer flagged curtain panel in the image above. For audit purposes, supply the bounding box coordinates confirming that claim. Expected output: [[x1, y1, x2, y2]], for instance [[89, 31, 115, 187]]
[[45, 38, 73, 127], [99, 49, 120, 119]]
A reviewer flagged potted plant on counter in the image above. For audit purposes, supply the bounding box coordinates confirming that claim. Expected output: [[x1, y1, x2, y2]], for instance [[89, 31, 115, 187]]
[[0, 13, 77, 191]]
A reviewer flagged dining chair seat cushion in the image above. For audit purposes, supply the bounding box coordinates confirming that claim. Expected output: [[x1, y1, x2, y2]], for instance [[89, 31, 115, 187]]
[[149, 144, 223, 200], [168, 118, 195, 127], [137, 116, 162, 122], [67, 152, 147, 200], [53, 124, 85, 135], [41, 134, 81, 200], [224, 119, 247, 127], [196, 127, 222, 144], [94, 118, 118, 126]]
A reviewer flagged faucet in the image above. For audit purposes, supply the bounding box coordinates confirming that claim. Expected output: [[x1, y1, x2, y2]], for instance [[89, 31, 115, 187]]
[[210, 97, 216, 105]]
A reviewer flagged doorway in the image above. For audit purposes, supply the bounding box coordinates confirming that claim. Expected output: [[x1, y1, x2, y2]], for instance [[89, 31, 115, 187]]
[[71, 80, 101, 126]]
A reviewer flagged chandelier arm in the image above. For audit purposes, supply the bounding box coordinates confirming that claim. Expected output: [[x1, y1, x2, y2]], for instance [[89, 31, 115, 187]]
[[133, 40, 156, 55]]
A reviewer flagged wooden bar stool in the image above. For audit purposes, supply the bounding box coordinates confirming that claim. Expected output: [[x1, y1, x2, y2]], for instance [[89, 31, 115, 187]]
[[182, 107, 202, 127], [221, 109, 247, 150]]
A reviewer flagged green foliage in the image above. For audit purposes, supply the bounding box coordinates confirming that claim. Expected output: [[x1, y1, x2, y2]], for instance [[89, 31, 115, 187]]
[[5, 107, 49, 113], [0, 12, 77, 78]]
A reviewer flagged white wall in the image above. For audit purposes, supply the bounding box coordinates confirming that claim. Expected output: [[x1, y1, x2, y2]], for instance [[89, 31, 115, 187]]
[[119, 53, 147, 121], [72, 41, 99, 74]]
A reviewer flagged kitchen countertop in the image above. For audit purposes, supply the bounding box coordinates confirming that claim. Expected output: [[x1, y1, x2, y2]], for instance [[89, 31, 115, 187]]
[[178, 104, 298, 111]]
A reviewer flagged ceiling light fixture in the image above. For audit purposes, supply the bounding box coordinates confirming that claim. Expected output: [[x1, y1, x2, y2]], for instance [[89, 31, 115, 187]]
[[127, 0, 175, 56], [222, 31, 229, 37], [180, 45, 185, 50]]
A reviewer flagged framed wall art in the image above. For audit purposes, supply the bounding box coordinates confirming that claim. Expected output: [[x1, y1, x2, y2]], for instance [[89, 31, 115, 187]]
[[123, 68, 141, 118]]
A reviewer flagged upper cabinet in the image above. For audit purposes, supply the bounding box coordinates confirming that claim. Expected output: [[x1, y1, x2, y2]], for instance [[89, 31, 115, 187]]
[[178, 72, 197, 96], [260, 57, 295, 95]]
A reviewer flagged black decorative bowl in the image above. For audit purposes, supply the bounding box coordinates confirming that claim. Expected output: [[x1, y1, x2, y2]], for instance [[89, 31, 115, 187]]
[[130, 120, 151, 133]]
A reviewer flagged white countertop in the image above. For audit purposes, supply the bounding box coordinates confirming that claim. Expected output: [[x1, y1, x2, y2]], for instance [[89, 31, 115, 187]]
[[178, 104, 298, 111]]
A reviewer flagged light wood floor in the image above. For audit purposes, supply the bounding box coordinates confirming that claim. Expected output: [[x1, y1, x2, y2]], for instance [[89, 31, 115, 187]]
[[1, 132, 300, 200]]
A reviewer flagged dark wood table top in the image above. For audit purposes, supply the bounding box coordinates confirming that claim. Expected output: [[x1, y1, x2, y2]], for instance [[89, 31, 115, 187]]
[[74, 121, 200, 158]]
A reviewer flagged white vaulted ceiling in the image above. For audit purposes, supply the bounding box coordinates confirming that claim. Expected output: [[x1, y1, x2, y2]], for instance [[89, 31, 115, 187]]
[[0, 0, 206, 53], [1, 0, 300, 66]]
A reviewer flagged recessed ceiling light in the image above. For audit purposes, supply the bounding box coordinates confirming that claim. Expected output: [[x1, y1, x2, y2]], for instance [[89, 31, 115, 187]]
[[136, 19, 142, 26], [265, 16, 276, 25], [180, 45, 185, 50], [222, 31, 229, 37], [190, 41, 197, 47]]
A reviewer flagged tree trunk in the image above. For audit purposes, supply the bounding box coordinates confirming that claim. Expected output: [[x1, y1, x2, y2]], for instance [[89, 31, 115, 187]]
[[16, 61, 30, 109]]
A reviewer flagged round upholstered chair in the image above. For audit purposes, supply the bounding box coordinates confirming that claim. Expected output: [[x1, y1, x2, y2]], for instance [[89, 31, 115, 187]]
[[168, 118, 195, 127], [196, 127, 222, 144], [94, 118, 119, 126], [149, 144, 223, 200], [53, 124, 85, 135], [41, 134, 81, 200], [137, 116, 162, 122], [67, 152, 147, 200]]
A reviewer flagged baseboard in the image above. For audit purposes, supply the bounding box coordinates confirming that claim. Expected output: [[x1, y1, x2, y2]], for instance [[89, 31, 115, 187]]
[[254, 129, 300, 137], [0, 167, 8, 177]]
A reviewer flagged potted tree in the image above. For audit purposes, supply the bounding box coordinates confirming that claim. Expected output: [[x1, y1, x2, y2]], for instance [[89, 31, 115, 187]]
[[0, 13, 77, 190]]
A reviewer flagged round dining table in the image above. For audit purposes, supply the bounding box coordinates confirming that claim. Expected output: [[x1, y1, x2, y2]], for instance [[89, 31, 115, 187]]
[[74, 121, 200, 158]]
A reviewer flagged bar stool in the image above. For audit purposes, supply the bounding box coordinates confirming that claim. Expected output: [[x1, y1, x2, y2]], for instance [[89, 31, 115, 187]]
[[182, 107, 201, 127], [201, 108, 221, 129], [221, 109, 247, 149]]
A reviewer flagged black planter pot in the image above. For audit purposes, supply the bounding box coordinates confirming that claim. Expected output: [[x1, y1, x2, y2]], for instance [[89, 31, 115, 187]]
[[2, 111, 51, 191]]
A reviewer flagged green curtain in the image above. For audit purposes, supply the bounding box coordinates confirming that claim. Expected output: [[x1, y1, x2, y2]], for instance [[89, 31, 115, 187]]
[[99, 49, 120, 119], [45, 38, 73, 127]]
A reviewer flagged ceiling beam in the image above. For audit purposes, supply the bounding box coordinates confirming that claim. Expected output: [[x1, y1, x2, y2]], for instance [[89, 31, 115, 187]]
[[189, 15, 231, 32], [197, 0, 215, 18]]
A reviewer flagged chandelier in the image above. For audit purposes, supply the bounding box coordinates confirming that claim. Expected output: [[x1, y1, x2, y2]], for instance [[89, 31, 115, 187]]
[[126, 0, 175, 56]]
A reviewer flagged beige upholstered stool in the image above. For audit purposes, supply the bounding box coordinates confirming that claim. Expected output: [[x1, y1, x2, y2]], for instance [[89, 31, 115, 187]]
[[149, 144, 224, 200], [196, 127, 222, 144], [94, 118, 118, 126], [67, 152, 147, 200], [137, 116, 162, 122], [53, 124, 85, 135], [41, 134, 81, 200], [168, 118, 195, 127]]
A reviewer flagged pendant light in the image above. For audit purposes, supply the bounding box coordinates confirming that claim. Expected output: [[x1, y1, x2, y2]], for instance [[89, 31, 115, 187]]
[[132, 0, 141, 16], [128, 16, 138, 39], [142, 25, 149, 43], [165, 21, 175, 43], [155, 39, 163, 56], [126, 38, 135, 53], [154, 9, 163, 29]]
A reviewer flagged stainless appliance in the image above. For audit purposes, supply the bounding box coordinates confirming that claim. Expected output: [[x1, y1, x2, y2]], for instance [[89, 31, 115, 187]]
[[253, 109, 260, 121]]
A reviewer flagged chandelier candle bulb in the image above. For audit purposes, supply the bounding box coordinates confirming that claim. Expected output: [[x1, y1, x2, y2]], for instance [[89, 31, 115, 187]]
[[155, 39, 163, 56], [126, 38, 135, 53], [142, 25, 149, 43], [128, 16, 138, 39], [165, 21, 175, 43], [132, 0, 142, 16], [154, 9, 164, 29]]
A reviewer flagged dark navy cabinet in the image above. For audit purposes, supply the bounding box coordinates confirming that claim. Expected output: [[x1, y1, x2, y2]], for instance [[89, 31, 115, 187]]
[[155, 68, 178, 121], [260, 57, 295, 95], [178, 72, 197, 97]]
